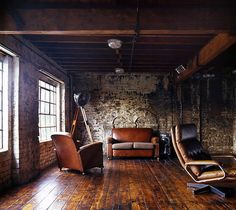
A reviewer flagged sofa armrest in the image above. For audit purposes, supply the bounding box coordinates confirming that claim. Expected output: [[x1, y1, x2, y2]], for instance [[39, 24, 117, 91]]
[[151, 137, 160, 160], [151, 136, 159, 144], [107, 136, 114, 144], [107, 137, 120, 144], [107, 137, 114, 159]]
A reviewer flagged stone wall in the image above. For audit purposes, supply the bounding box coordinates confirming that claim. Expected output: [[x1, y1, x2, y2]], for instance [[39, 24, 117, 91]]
[[180, 70, 235, 154], [72, 73, 175, 153], [0, 35, 70, 191]]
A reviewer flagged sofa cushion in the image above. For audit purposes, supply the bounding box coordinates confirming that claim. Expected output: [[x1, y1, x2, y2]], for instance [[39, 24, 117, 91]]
[[112, 142, 133, 150], [133, 142, 154, 149]]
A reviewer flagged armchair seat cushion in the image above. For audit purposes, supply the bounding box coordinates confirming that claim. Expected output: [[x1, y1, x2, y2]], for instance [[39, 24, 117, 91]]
[[133, 142, 154, 149], [112, 142, 133, 150]]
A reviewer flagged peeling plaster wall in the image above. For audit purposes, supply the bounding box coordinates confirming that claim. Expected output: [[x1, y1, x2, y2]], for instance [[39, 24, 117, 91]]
[[73, 73, 175, 152], [180, 72, 235, 154]]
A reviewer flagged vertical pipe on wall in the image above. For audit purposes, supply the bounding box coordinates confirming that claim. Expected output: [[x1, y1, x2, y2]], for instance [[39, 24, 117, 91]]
[[178, 83, 183, 124], [69, 74, 73, 131], [199, 78, 203, 142], [171, 72, 175, 126]]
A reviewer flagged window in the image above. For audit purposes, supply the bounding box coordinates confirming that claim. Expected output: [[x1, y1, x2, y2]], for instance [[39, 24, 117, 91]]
[[0, 54, 9, 151], [38, 77, 61, 142]]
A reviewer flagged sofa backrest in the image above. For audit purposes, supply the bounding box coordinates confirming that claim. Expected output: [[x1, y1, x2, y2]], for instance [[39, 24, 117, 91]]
[[112, 128, 153, 142]]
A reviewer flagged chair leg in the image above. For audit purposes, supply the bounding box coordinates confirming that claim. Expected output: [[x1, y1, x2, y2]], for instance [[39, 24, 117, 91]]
[[187, 183, 233, 198], [101, 167, 103, 173]]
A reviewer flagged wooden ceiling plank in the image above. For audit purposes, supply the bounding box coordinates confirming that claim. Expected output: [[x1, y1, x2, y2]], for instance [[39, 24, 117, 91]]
[[177, 33, 236, 82]]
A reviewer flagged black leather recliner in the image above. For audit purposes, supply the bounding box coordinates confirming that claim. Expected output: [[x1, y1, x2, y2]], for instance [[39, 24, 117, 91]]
[[171, 123, 236, 197]]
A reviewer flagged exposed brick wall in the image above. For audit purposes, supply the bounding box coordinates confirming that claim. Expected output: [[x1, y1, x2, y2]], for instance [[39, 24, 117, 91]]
[[180, 71, 235, 154], [0, 35, 70, 191], [39, 141, 57, 170], [0, 153, 11, 191], [73, 73, 175, 153]]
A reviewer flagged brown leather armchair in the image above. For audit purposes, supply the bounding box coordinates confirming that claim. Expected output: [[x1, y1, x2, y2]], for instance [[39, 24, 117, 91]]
[[51, 132, 104, 175], [171, 124, 236, 197]]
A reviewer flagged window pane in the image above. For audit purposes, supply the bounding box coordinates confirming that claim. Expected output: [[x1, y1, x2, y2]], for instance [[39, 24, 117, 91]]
[[45, 102, 50, 114], [0, 113, 1, 129], [0, 72, 2, 89], [45, 89, 49, 101], [40, 101, 45, 113], [50, 104, 55, 115], [41, 88, 45, 101], [50, 115, 54, 126], [0, 92, 2, 110], [50, 91, 54, 103]]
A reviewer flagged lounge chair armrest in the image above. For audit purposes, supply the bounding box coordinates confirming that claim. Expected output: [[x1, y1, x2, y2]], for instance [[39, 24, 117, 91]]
[[185, 160, 220, 166], [211, 154, 236, 159], [185, 160, 227, 182]]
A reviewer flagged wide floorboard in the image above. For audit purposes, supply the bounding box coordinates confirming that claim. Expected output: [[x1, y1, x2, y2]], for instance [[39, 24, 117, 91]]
[[0, 158, 236, 210]]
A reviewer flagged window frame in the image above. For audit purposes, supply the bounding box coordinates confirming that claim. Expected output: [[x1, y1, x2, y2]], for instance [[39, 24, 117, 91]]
[[38, 73, 64, 142], [0, 53, 9, 152]]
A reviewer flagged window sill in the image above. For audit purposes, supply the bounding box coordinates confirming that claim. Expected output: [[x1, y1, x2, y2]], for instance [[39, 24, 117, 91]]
[[39, 139, 52, 143]]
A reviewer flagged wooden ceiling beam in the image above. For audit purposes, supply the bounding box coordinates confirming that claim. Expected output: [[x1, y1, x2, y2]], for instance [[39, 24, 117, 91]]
[[66, 68, 172, 73], [28, 36, 212, 45], [0, 30, 224, 35], [24, 34, 213, 42], [1, 7, 235, 33], [177, 33, 236, 82]]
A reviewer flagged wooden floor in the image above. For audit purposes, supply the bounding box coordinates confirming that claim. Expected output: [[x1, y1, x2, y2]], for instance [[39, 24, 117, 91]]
[[1, 158, 236, 210]]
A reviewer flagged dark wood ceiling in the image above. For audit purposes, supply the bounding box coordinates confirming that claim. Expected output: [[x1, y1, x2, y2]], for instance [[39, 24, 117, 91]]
[[1, 0, 236, 77], [23, 34, 214, 75]]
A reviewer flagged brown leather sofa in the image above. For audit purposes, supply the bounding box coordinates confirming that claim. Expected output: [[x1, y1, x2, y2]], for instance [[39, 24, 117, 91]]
[[171, 123, 236, 197], [107, 128, 159, 160]]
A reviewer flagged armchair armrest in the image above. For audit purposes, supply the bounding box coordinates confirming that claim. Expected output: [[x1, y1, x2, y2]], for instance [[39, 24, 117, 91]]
[[79, 141, 103, 152], [79, 142, 103, 162], [78, 142, 103, 171]]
